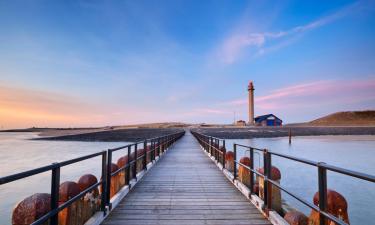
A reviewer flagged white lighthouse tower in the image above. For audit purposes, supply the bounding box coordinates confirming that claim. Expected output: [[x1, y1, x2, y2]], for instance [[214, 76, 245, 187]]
[[248, 81, 255, 125]]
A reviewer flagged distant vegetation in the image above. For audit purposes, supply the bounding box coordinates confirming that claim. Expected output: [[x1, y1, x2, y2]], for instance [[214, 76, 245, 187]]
[[308, 110, 375, 126]]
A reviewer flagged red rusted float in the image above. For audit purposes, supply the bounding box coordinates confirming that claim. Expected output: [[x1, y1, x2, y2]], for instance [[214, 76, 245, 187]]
[[12, 193, 51, 225], [155, 144, 160, 157], [58, 181, 81, 225], [253, 182, 259, 195], [309, 189, 350, 225], [159, 142, 165, 153], [128, 152, 136, 179], [117, 156, 129, 188], [77, 174, 100, 224], [218, 146, 225, 164], [137, 148, 146, 172], [225, 151, 234, 172], [238, 157, 252, 187], [144, 145, 151, 164], [256, 166, 282, 213], [284, 210, 309, 225], [109, 163, 121, 198]]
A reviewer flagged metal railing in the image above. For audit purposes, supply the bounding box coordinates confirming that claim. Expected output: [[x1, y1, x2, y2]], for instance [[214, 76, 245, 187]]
[[191, 131, 375, 225], [105, 131, 185, 208], [0, 130, 185, 225]]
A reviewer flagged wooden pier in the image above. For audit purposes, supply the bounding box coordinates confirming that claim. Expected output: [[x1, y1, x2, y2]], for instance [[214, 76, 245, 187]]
[[102, 132, 271, 225]]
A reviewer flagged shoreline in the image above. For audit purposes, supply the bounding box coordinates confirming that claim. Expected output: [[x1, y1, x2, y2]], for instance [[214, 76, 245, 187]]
[[192, 126, 375, 139], [2, 126, 375, 142], [31, 128, 184, 142]]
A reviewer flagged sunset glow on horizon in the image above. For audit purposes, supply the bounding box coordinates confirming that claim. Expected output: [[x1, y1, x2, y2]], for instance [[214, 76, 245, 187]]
[[1, 1, 375, 129]]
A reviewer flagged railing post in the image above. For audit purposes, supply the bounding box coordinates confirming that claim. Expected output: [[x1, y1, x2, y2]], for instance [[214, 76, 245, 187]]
[[143, 141, 147, 170], [158, 137, 161, 157], [214, 139, 217, 160], [151, 140, 154, 161], [206, 137, 208, 152], [126, 146, 131, 187], [249, 148, 254, 195], [133, 144, 138, 181], [222, 140, 226, 168], [318, 162, 327, 225], [233, 144, 237, 180], [215, 139, 220, 162], [50, 163, 60, 225], [106, 149, 112, 209], [152, 140, 156, 161], [265, 150, 272, 213], [101, 152, 107, 214], [215, 139, 217, 159], [161, 137, 165, 152], [208, 137, 212, 156]]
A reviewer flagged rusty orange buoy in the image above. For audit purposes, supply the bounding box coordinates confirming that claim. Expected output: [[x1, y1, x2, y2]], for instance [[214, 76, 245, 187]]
[[77, 174, 98, 192], [257, 166, 281, 180], [256, 166, 282, 213], [309, 189, 350, 224], [59, 181, 80, 202], [238, 157, 251, 187], [12, 193, 51, 225], [225, 151, 234, 172], [77, 174, 100, 224], [117, 156, 130, 186], [284, 210, 309, 225], [58, 181, 81, 225]]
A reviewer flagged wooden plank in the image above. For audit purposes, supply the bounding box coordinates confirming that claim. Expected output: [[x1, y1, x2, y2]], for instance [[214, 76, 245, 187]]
[[102, 132, 271, 225], [104, 219, 271, 225]]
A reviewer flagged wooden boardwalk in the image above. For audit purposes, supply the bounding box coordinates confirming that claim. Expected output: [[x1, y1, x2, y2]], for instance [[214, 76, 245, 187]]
[[102, 132, 271, 225]]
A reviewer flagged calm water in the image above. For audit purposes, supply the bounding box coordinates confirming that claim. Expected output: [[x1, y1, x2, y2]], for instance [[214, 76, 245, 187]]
[[0, 132, 131, 225], [225, 136, 375, 225], [0, 133, 374, 225]]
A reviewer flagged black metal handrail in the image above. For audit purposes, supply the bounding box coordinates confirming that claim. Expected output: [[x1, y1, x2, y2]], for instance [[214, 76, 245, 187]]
[[191, 131, 375, 225], [190, 133, 227, 167], [0, 151, 107, 225], [105, 131, 185, 208], [0, 130, 185, 225]]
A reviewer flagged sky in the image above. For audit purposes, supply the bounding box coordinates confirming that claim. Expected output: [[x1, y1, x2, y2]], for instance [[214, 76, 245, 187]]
[[0, 0, 375, 128]]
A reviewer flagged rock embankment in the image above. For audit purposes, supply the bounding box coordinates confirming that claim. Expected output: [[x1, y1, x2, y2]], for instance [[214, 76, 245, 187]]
[[192, 126, 375, 139], [34, 128, 184, 142]]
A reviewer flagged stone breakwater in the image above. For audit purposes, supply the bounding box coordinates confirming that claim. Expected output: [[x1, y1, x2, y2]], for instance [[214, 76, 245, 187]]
[[193, 126, 375, 139], [34, 128, 184, 142]]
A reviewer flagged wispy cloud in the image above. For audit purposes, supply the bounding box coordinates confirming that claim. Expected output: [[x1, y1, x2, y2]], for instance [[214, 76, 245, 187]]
[[217, 1, 364, 64], [226, 78, 375, 111]]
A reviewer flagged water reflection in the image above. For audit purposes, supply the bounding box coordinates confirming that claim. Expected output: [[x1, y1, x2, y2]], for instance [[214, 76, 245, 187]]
[[0, 132, 131, 225], [225, 136, 375, 225]]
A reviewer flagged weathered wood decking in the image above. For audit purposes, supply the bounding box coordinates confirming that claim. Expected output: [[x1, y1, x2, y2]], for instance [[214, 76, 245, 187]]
[[102, 132, 271, 225]]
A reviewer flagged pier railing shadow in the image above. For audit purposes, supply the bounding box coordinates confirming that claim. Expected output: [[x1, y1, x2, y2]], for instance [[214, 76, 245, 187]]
[[191, 131, 375, 225], [0, 130, 185, 225]]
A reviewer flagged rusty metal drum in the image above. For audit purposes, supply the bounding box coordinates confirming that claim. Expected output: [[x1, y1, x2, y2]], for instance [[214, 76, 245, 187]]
[[225, 151, 234, 172], [12, 193, 51, 225], [256, 166, 282, 213], [238, 157, 251, 187], [58, 181, 81, 225], [77, 174, 100, 224]]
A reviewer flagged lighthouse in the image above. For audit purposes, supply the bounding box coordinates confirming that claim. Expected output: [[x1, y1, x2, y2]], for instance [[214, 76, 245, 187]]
[[248, 81, 255, 125]]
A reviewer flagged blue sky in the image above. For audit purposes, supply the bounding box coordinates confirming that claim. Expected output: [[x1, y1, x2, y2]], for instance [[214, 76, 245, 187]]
[[0, 0, 374, 128]]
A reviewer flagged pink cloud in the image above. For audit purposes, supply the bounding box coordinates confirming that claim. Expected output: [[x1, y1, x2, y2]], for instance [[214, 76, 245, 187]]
[[226, 79, 375, 111], [193, 108, 231, 115]]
